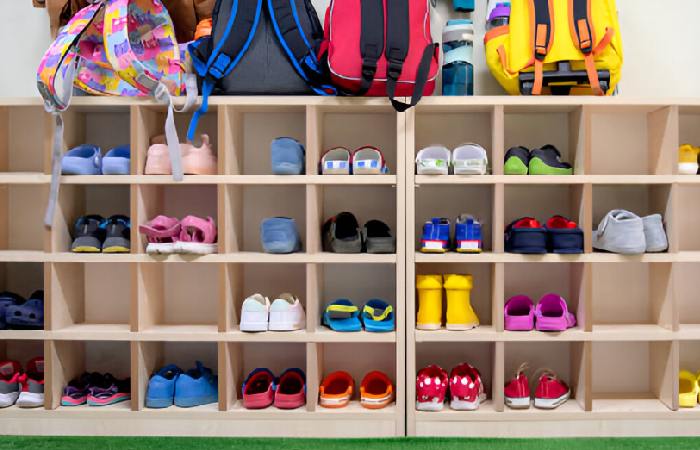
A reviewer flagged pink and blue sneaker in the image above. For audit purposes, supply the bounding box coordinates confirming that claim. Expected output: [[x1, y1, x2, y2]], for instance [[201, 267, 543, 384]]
[[420, 218, 450, 253]]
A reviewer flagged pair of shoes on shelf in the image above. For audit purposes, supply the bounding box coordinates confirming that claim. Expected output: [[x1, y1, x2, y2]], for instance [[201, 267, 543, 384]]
[[140, 215, 217, 255], [505, 216, 583, 254], [416, 363, 485, 411], [71, 215, 131, 253], [62, 145, 130, 175], [322, 298, 394, 332], [0, 291, 44, 330], [505, 364, 570, 410], [146, 362, 217, 408], [320, 370, 394, 410], [416, 144, 488, 175], [62, 372, 130, 407], [504, 294, 576, 332], [321, 146, 388, 175], [239, 293, 305, 332], [145, 134, 217, 175], [271, 137, 305, 175], [416, 274, 479, 331], [0, 357, 44, 408], [260, 217, 302, 254], [242, 368, 305, 410], [420, 215, 483, 254], [504, 145, 573, 175], [678, 144, 700, 175], [679, 370, 700, 408], [592, 209, 667, 255], [323, 212, 395, 254]]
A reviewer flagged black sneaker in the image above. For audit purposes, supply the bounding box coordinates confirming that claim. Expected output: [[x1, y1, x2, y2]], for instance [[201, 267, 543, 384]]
[[71, 215, 106, 253], [102, 215, 131, 253]]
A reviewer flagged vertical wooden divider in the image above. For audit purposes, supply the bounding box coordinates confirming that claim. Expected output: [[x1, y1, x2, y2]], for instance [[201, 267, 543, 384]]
[[648, 106, 679, 176], [135, 263, 164, 331], [492, 263, 504, 332], [306, 342, 322, 412], [492, 184, 504, 253], [0, 109, 7, 252], [131, 341, 163, 411], [131, 106, 159, 176], [395, 107, 407, 435], [305, 105, 322, 255], [491, 105, 504, 175], [218, 342, 242, 411], [650, 340, 678, 411], [492, 341, 504, 412], [404, 107, 417, 435], [570, 106, 590, 175], [570, 341, 592, 411], [306, 263, 322, 333], [46, 341, 85, 410]]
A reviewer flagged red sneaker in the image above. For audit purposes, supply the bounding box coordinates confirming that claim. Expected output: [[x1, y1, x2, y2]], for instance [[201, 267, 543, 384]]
[[504, 363, 530, 409], [17, 357, 44, 408], [0, 360, 21, 407], [416, 365, 448, 411], [534, 369, 570, 409], [449, 363, 486, 411]]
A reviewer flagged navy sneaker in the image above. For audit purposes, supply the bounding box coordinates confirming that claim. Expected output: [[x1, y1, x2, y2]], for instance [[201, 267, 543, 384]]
[[102, 215, 131, 253], [71, 215, 106, 253], [420, 218, 451, 253]]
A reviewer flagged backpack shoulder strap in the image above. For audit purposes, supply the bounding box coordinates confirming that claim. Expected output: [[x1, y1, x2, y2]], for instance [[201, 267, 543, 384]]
[[37, 2, 105, 111], [530, 0, 554, 95], [569, 0, 612, 95], [385, 0, 437, 112], [356, 0, 384, 96], [188, 0, 264, 140], [267, 0, 334, 95]]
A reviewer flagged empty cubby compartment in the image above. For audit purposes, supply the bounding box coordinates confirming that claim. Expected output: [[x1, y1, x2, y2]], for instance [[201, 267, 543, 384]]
[[1, 185, 48, 251], [674, 263, 700, 330], [0, 106, 47, 173]]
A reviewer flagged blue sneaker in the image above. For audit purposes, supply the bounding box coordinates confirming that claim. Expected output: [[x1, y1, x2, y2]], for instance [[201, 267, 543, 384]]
[[0, 292, 24, 330], [102, 145, 131, 175], [454, 214, 483, 253], [420, 218, 451, 253], [146, 364, 183, 409], [5, 290, 43, 330], [271, 137, 305, 175], [61, 145, 101, 175], [174, 361, 218, 408], [260, 217, 302, 254]]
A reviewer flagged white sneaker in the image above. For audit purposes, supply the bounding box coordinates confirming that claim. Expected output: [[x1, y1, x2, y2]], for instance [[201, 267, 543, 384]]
[[592, 209, 646, 255], [239, 293, 270, 332], [453, 143, 488, 175], [642, 214, 668, 253], [268, 293, 306, 331], [416, 145, 451, 175]]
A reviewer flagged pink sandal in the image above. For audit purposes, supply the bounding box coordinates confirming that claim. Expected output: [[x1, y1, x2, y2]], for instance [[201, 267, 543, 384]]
[[138, 216, 181, 254], [176, 216, 218, 254]]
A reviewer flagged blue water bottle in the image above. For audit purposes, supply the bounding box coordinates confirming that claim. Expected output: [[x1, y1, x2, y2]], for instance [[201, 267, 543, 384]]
[[441, 19, 474, 96]]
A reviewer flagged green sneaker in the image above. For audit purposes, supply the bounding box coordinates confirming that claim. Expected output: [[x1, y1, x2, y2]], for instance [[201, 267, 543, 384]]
[[504, 146, 530, 175], [529, 145, 573, 175]]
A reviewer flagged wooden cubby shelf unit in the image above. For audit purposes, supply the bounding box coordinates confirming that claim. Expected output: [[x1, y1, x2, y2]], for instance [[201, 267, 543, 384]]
[[1, 97, 700, 437]]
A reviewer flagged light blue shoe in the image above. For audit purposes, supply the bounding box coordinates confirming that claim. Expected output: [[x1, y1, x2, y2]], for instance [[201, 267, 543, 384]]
[[61, 145, 101, 175], [174, 361, 218, 408], [102, 145, 131, 175], [260, 217, 302, 254], [271, 137, 305, 175], [361, 299, 394, 333], [146, 364, 182, 409]]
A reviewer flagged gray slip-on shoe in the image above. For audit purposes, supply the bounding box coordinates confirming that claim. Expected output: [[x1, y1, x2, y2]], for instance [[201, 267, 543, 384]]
[[592, 209, 646, 255], [642, 214, 668, 253]]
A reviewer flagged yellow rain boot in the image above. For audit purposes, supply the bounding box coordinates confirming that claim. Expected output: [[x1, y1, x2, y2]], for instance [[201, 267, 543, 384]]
[[443, 274, 479, 330], [416, 275, 443, 330], [679, 144, 700, 175]]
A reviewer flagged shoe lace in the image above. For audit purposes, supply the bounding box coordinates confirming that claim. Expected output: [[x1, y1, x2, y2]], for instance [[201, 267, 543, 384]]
[[513, 362, 529, 379], [532, 367, 559, 383]]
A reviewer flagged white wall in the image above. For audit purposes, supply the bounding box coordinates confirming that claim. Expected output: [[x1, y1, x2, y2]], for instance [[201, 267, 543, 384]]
[[2, 0, 699, 98]]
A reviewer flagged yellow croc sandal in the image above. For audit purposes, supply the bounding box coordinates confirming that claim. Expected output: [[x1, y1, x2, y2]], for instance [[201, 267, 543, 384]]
[[679, 370, 698, 408], [679, 144, 700, 175], [443, 274, 479, 331], [416, 275, 443, 330]]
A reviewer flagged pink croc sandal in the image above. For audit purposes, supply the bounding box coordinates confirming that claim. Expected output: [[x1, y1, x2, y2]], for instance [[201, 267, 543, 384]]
[[138, 216, 181, 254], [177, 216, 218, 254], [182, 134, 217, 175], [535, 293, 576, 332]]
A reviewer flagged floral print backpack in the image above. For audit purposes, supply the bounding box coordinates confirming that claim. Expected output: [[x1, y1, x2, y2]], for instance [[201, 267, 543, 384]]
[[37, 0, 197, 225]]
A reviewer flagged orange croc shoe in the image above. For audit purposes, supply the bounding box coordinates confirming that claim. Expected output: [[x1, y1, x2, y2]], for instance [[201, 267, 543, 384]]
[[360, 371, 394, 409], [319, 371, 354, 408]]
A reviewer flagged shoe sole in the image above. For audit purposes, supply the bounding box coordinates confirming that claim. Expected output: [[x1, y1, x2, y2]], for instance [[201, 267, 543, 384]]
[[176, 242, 217, 255], [146, 243, 177, 254], [0, 392, 19, 407], [174, 395, 218, 408], [534, 391, 570, 409], [146, 397, 174, 409], [450, 393, 486, 411], [446, 323, 479, 331], [102, 246, 130, 253], [71, 246, 101, 253], [505, 396, 531, 409], [16, 392, 44, 408], [416, 401, 444, 411]]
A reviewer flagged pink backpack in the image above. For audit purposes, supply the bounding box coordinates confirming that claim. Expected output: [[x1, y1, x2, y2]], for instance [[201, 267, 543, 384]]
[[37, 0, 197, 225], [322, 0, 439, 111]]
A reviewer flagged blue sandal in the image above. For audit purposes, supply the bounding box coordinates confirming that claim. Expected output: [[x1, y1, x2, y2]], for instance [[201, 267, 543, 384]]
[[361, 299, 394, 332], [322, 299, 361, 332], [5, 290, 44, 330], [0, 292, 24, 330]]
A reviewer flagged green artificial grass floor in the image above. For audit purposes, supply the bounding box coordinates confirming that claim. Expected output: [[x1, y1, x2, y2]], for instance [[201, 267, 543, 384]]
[[2, 437, 700, 450]]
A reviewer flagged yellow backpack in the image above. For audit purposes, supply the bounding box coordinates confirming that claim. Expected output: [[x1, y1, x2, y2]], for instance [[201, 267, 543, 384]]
[[484, 0, 623, 95]]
